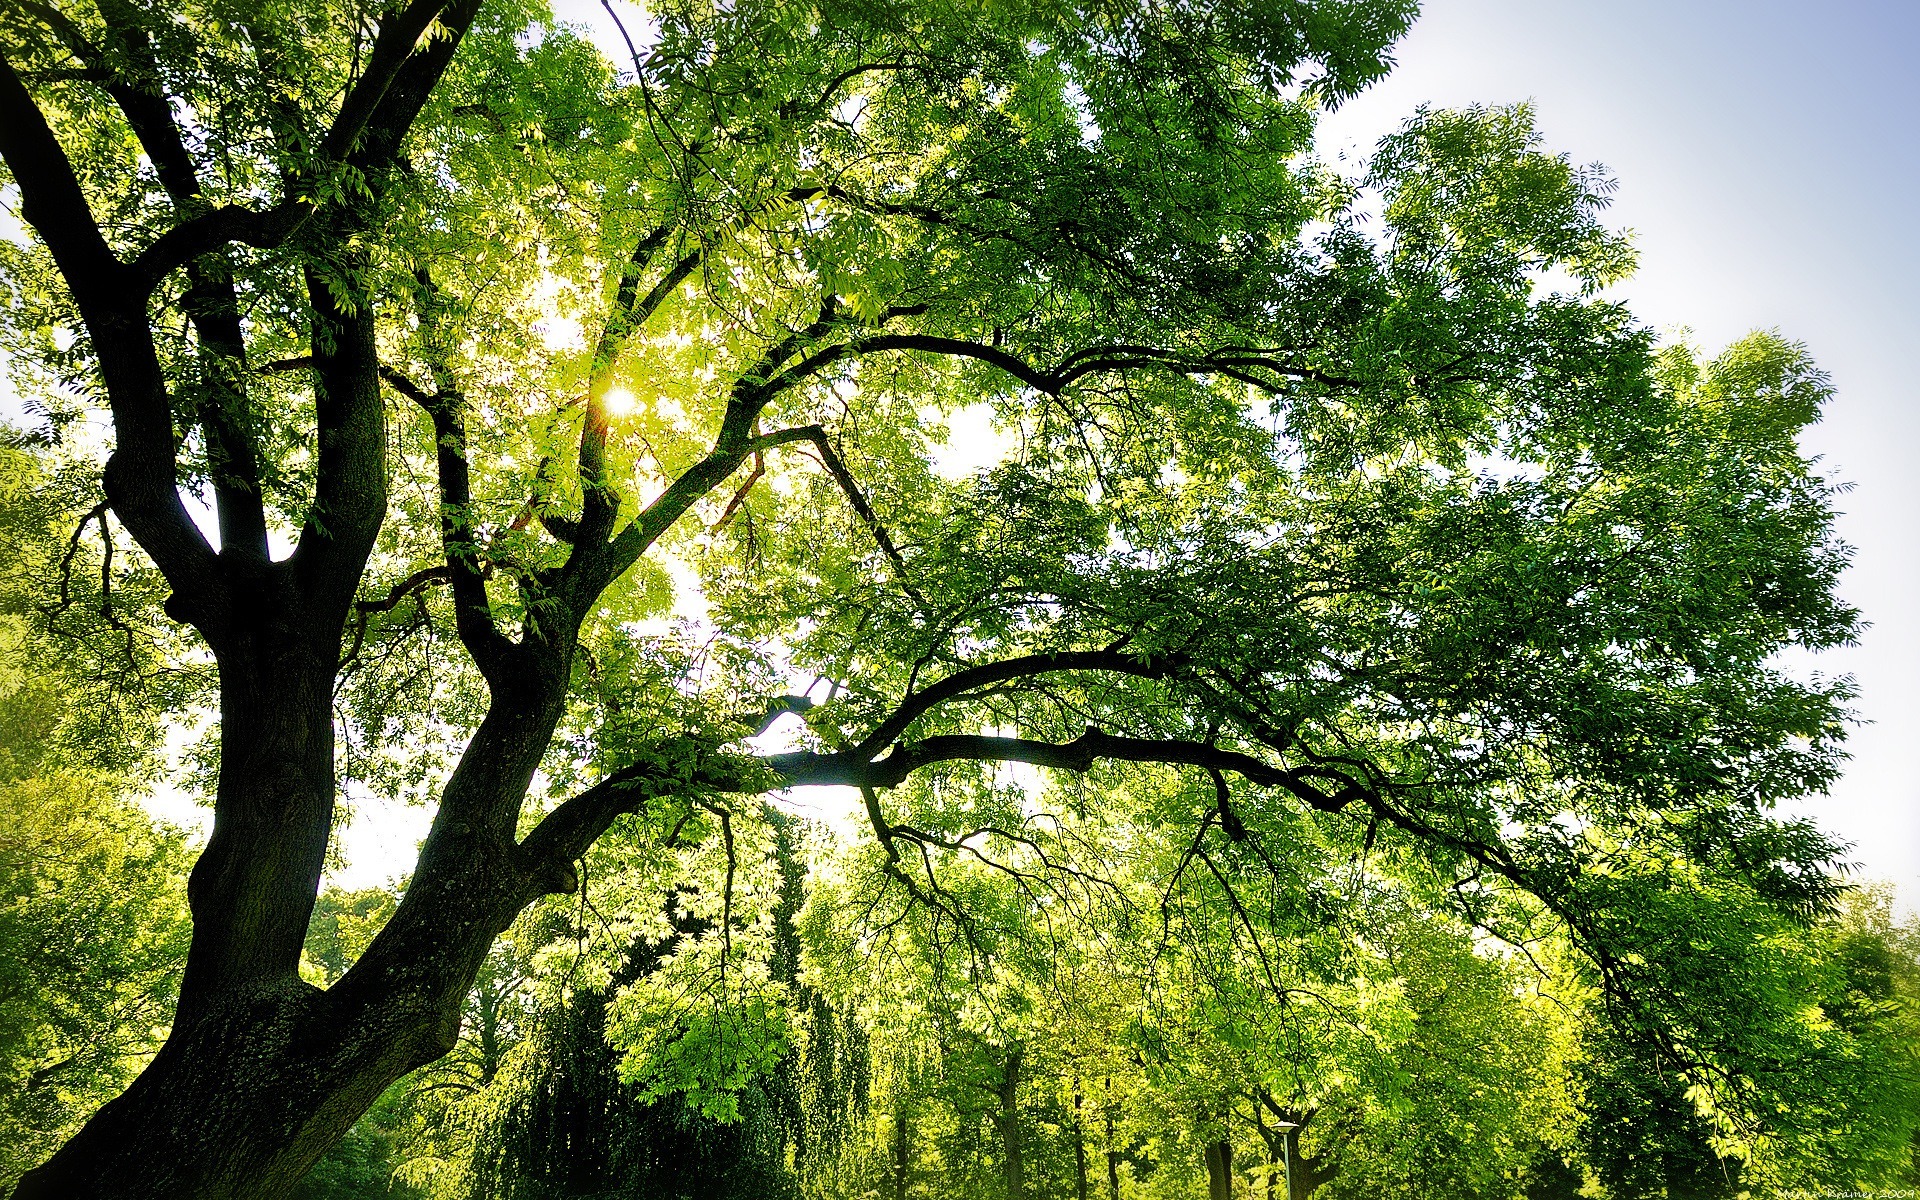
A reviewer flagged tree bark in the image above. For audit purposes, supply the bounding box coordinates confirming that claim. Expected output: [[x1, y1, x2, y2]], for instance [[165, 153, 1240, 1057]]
[[11, 596, 558, 1199], [892, 1102, 911, 1200], [995, 1044, 1025, 1200], [12, 979, 443, 1199], [13, 683, 559, 1198], [1104, 1083, 1122, 1200], [1206, 1137, 1234, 1200], [1073, 1085, 1089, 1200], [1282, 1126, 1335, 1200]]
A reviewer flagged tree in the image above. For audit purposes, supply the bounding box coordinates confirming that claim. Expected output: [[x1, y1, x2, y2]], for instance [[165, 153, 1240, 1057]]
[[0, 0, 1864, 1195], [0, 768, 192, 1187], [1566, 882, 1920, 1198], [0, 436, 194, 1188]]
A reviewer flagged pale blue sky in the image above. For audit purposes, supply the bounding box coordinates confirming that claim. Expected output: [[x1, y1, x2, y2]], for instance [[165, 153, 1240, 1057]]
[[1312, 0, 1920, 907]]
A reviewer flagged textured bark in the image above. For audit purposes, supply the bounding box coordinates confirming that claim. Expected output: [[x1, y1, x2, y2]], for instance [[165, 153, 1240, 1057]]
[[1252, 1096, 1336, 1200], [1282, 1124, 1335, 1200], [0, 6, 514, 1193], [13, 619, 555, 1199], [13, 981, 442, 1199]]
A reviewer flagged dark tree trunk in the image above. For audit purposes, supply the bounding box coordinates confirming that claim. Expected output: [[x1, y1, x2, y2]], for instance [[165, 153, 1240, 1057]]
[[1282, 1126, 1336, 1200], [892, 1103, 911, 1200], [1206, 1138, 1234, 1200], [13, 980, 439, 1199], [995, 1045, 1025, 1200], [9, 619, 498, 1188], [1104, 1084, 1122, 1200], [12, 617, 556, 1199], [1073, 1085, 1089, 1200]]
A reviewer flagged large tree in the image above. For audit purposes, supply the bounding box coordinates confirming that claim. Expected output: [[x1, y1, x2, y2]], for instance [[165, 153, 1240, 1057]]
[[0, 0, 1860, 1195]]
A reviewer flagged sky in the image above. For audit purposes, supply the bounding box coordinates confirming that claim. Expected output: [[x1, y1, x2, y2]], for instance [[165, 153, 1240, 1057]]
[[26, 0, 1913, 905]]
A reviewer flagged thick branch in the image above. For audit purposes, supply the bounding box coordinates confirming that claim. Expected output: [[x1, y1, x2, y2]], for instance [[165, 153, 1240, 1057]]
[[753, 424, 920, 600], [520, 724, 1346, 885], [0, 54, 132, 299], [129, 200, 311, 290], [388, 376, 513, 677], [289, 265, 388, 623], [857, 334, 1058, 394], [0, 51, 221, 609], [574, 228, 681, 546], [319, 0, 459, 163], [129, 0, 479, 287], [851, 649, 1181, 756], [593, 301, 845, 585], [93, 0, 270, 561], [767, 727, 1334, 795], [740, 695, 815, 736]]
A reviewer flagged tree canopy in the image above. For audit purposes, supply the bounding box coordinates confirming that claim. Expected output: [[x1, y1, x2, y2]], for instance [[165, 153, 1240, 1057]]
[[0, 0, 1903, 1196]]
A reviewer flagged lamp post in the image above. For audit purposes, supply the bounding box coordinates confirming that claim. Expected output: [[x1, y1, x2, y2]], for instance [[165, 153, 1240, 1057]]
[[1270, 1120, 1299, 1200]]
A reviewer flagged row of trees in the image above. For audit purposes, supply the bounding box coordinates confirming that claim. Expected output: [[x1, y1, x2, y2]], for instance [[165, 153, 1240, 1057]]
[[297, 785, 1920, 1200], [2, 0, 1918, 1194]]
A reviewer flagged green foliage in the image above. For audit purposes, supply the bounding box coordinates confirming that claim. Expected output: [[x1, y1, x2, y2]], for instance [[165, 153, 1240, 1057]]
[[1569, 885, 1920, 1197], [0, 438, 192, 1186], [303, 887, 402, 985], [0, 0, 1907, 1192], [0, 768, 191, 1186]]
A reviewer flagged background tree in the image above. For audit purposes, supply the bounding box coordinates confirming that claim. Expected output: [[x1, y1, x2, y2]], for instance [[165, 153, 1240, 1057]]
[[0, 435, 192, 1188]]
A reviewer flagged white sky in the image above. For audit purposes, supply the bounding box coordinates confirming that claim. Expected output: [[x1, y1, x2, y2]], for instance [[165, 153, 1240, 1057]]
[[18, 0, 1915, 908]]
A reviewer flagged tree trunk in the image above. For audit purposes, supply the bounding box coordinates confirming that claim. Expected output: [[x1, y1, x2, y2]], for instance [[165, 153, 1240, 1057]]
[[1205, 1138, 1234, 1200], [12, 980, 441, 1199], [1257, 1128, 1279, 1200], [1104, 1085, 1121, 1200], [12, 615, 564, 1198], [1073, 1085, 1089, 1200], [995, 1045, 1025, 1200], [892, 1102, 911, 1200], [1282, 1127, 1335, 1200]]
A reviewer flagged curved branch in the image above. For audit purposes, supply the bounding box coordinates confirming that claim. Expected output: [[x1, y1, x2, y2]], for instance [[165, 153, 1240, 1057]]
[[521, 721, 1350, 888], [0, 52, 221, 609], [386, 373, 513, 678], [594, 299, 845, 582], [857, 334, 1058, 394], [88, 0, 271, 561], [752, 424, 920, 600], [340, 565, 451, 669], [319, 0, 464, 164], [850, 649, 1181, 756], [847, 335, 1361, 400], [129, 200, 310, 288], [130, 0, 479, 287], [767, 726, 1338, 797]]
